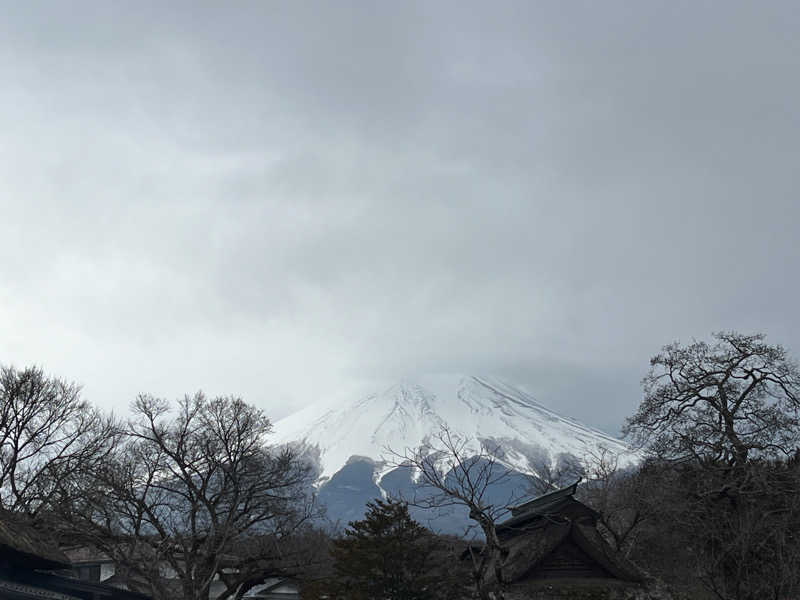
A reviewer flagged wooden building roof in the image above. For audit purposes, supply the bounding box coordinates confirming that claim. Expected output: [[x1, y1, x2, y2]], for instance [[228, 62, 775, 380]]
[[507, 480, 583, 517], [494, 480, 643, 585], [500, 519, 642, 582], [0, 509, 71, 570], [0, 511, 151, 600], [499, 480, 599, 537]]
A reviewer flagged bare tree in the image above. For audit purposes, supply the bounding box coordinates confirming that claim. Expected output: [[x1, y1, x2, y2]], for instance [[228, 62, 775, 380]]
[[390, 427, 521, 600], [621, 332, 800, 599], [0, 365, 116, 516], [624, 332, 800, 466], [71, 393, 316, 600], [577, 447, 649, 556]]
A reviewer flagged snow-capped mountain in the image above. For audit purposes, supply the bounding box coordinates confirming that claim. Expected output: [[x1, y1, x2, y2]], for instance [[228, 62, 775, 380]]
[[273, 375, 637, 531], [274, 375, 636, 484]]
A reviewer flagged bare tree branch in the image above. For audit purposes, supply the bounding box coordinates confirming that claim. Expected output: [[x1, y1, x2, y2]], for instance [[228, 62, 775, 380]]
[[67, 392, 317, 600], [0, 365, 117, 516], [387, 426, 524, 600], [624, 332, 800, 467]]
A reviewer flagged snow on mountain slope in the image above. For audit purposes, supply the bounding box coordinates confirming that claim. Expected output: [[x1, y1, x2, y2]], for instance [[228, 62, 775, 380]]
[[273, 375, 637, 483]]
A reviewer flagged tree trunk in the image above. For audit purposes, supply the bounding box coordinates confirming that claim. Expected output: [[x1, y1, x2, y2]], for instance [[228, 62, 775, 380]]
[[471, 509, 505, 600]]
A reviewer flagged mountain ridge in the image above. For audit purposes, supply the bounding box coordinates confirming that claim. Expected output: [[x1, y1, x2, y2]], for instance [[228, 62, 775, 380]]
[[272, 374, 638, 532], [273, 374, 636, 483]]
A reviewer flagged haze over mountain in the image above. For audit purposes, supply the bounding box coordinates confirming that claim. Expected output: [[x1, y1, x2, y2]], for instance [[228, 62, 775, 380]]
[[273, 375, 637, 531]]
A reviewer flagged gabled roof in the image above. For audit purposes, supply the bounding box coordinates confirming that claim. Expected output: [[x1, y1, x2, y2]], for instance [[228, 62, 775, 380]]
[[499, 480, 599, 535], [0, 509, 71, 570], [493, 480, 644, 585], [500, 520, 643, 583], [16, 570, 154, 600], [507, 479, 581, 517]]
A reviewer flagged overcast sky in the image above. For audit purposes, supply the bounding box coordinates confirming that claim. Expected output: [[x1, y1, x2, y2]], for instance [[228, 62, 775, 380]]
[[1, 1, 798, 435]]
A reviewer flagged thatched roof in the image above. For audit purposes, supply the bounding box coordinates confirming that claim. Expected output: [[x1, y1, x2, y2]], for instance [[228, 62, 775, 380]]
[[491, 481, 644, 585], [507, 480, 582, 517], [498, 519, 643, 583], [500, 480, 600, 535], [0, 509, 70, 570]]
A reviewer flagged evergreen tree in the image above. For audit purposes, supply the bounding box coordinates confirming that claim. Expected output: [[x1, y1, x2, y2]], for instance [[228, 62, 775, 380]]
[[328, 498, 462, 600]]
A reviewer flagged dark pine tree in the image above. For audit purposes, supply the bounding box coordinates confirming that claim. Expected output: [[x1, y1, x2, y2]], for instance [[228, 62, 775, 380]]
[[328, 498, 460, 600]]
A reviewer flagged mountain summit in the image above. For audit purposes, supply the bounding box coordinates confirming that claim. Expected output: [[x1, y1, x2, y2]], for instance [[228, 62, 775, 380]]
[[273, 375, 635, 484]]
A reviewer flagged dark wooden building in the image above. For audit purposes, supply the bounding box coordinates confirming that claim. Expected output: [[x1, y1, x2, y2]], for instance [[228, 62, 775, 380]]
[[493, 481, 655, 599], [0, 510, 151, 600]]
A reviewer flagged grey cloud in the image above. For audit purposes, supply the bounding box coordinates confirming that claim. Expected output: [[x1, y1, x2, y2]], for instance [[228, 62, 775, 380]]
[[1, 1, 798, 433]]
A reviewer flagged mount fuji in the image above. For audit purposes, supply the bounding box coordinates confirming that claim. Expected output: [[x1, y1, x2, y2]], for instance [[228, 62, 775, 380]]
[[273, 375, 637, 532]]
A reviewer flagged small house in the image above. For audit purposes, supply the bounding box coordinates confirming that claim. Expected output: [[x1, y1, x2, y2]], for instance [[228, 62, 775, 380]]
[[493, 481, 655, 599], [0, 510, 151, 600]]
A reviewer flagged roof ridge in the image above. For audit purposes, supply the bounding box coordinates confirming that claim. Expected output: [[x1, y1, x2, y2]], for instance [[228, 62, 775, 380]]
[[507, 478, 581, 516]]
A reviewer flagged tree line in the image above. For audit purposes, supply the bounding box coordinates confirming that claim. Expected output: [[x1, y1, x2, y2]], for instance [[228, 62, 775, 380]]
[[0, 367, 320, 600], [3, 331, 800, 600]]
